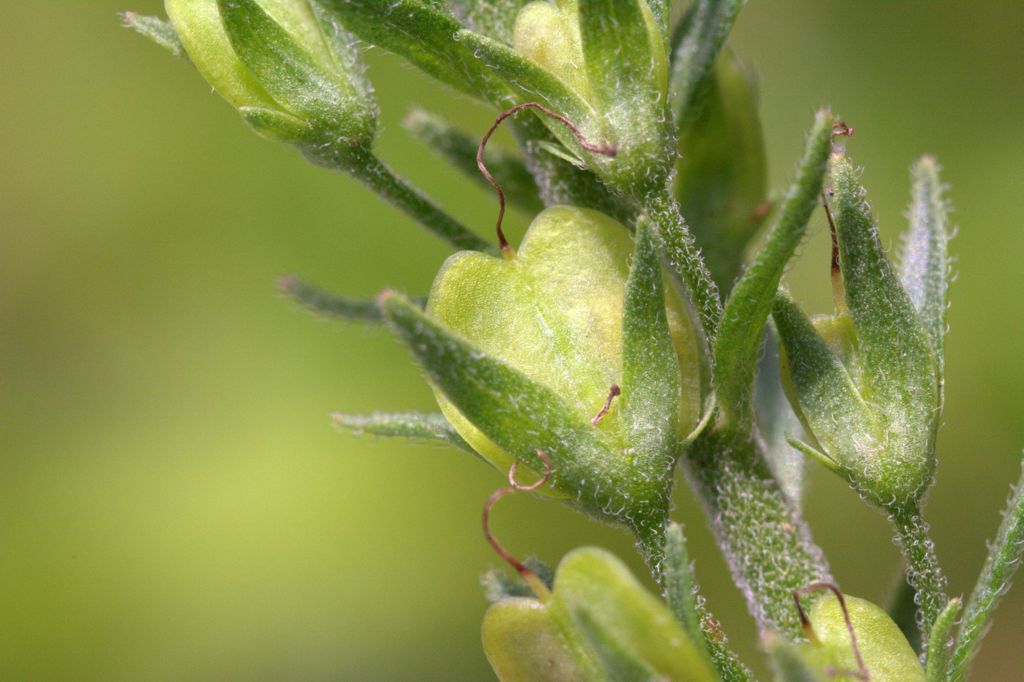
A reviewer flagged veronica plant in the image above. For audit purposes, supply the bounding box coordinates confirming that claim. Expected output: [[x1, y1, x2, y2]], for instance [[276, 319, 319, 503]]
[[125, 1, 1024, 679]]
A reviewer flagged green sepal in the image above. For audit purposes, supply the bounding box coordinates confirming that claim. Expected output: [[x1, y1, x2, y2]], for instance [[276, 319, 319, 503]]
[[576, 0, 671, 193], [217, 0, 375, 148], [621, 217, 685, 458], [714, 109, 833, 426], [403, 108, 544, 215], [675, 50, 768, 291], [669, 0, 744, 128], [239, 106, 311, 142], [808, 593, 925, 682], [925, 597, 961, 682], [828, 152, 940, 507], [950, 457, 1024, 681], [121, 12, 186, 59], [899, 156, 952, 396], [319, 0, 509, 103], [331, 410, 475, 455]]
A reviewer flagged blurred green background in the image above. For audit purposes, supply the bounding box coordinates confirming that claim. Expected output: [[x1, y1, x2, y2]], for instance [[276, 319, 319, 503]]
[[2, 1, 1022, 679]]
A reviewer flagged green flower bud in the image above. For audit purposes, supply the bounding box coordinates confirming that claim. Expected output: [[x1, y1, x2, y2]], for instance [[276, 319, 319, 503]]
[[482, 548, 716, 681], [511, 0, 671, 197], [380, 206, 701, 550], [772, 151, 941, 510], [675, 50, 768, 291], [166, 0, 376, 165]]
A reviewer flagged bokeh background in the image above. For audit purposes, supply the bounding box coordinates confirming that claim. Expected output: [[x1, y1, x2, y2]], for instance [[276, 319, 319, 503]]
[[2, 1, 1022, 679]]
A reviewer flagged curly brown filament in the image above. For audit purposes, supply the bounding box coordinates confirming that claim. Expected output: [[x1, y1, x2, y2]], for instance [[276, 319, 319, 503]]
[[591, 383, 621, 425], [477, 102, 617, 257], [792, 582, 870, 680], [832, 121, 855, 138], [482, 450, 554, 601]]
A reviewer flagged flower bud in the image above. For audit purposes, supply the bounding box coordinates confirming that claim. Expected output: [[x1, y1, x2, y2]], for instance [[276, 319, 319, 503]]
[[380, 206, 701, 548], [482, 548, 716, 681], [166, 0, 376, 165], [512, 1, 671, 196], [772, 151, 941, 510]]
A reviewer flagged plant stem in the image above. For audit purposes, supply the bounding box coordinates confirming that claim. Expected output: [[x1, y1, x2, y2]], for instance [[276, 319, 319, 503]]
[[344, 146, 491, 252], [685, 426, 831, 638], [890, 505, 948, 651]]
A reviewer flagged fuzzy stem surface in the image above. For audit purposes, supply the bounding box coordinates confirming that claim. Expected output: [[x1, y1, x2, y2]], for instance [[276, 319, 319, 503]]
[[686, 425, 831, 638], [890, 505, 948, 654]]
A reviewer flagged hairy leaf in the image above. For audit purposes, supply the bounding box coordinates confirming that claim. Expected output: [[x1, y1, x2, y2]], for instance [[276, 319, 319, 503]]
[[669, 0, 744, 127], [925, 597, 961, 682], [331, 410, 474, 454], [951, 458, 1024, 680], [120, 12, 186, 58], [714, 109, 833, 425]]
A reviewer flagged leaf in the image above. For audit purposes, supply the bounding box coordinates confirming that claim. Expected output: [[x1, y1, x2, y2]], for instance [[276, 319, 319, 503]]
[[899, 156, 951, 392], [924, 597, 961, 682], [669, 0, 744, 127], [663, 523, 702, 646], [331, 410, 475, 454], [621, 218, 685, 456], [120, 12, 187, 59], [403, 108, 544, 214], [950, 457, 1024, 681], [280, 274, 426, 322], [829, 152, 938, 429], [714, 109, 833, 425], [319, 0, 508, 103]]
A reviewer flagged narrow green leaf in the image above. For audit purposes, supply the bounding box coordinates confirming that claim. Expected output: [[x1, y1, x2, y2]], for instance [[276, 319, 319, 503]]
[[403, 108, 543, 214], [714, 109, 833, 425], [830, 152, 938, 424], [669, 0, 744, 127], [120, 12, 186, 59], [447, 0, 533, 45], [899, 156, 951, 390], [621, 218, 682, 457], [280, 274, 425, 322], [331, 410, 475, 454], [925, 597, 961, 682], [950, 458, 1024, 681], [771, 293, 876, 468], [663, 523, 702, 645], [319, 0, 508, 103]]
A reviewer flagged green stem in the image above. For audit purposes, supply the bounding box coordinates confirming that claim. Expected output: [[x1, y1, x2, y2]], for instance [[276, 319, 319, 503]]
[[686, 426, 831, 638], [890, 505, 948, 651], [345, 146, 491, 252]]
